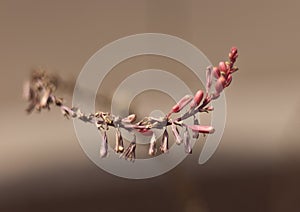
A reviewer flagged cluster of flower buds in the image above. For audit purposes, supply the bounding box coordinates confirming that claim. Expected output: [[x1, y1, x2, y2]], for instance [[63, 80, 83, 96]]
[[23, 47, 239, 162], [212, 47, 239, 99]]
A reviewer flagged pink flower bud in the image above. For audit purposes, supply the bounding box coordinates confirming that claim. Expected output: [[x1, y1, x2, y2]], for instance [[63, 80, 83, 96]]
[[188, 125, 215, 134], [215, 76, 226, 94], [122, 114, 136, 123], [212, 67, 221, 79], [229, 47, 238, 61], [171, 95, 193, 113], [190, 90, 204, 108], [148, 133, 157, 156], [226, 74, 232, 87], [219, 61, 227, 73], [137, 128, 153, 136]]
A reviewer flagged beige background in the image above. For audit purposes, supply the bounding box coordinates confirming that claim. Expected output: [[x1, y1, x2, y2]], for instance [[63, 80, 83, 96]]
[[0, 0, 300, 211]]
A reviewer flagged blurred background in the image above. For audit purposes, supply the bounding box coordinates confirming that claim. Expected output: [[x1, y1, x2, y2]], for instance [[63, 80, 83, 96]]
[[1, 0, 300, 211]]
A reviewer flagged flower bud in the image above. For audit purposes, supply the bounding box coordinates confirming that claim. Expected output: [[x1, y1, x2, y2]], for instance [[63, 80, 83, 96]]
[[219, 61, 227, 73], [122, 114, 136, 123], [229, 47, 238, 61], [215, 76, 226, 94], [170, 95, 193, 114], [188, 125, 215, 134], [226, 74, 232, 87], [212, 67, 221, 79], [190, 90, 204, 108]]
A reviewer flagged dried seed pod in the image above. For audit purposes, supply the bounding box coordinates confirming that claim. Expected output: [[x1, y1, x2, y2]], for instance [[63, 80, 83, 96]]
[[148, 133, 157, 156], [115, 127, 124, 153], [192, 116, 200, 139], [22, 81, 32, 101], [160, 129, 169, 153], [122, 135, 136, 161], [206, 66, 213, 93], [40, 89, 51, 107], [171, 123, 183, 145], [99, 131, 108, 158], [183, 126, 192, 154]]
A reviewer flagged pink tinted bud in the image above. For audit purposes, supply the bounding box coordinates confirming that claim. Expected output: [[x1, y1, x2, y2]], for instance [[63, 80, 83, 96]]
[[226, 74, 232, 87], [231, 47, 238, 55], [230, 66, 239, 74], [219, 61, 227, 73], [137, 128, 153, 136], [188, 125, 215, 134], [122, 114, 136, 123], [215, 76, 226, 94], [190, 90, 204, 108], [171, 105, 180, 113], [171, 95, 193, 113], [212, 67, 221, 79], [229, 47, 238, 60]]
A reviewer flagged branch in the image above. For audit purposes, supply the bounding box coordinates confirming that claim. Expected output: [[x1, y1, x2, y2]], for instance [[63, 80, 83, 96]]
[[23, 47, 239, 161]]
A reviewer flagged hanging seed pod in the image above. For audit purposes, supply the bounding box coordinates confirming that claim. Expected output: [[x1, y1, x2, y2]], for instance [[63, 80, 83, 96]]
[[40, 89, 51, 108], [183, 126, 192, 154], [171, 123, 183, 145], [99, 130, 108, 158], [206, 66, 213, 93], [115, 127, 124, 153], [192, 116, 200, 139], [160, 129, 169, 153], [148, 133, 157, 156], [122, 135, 136, 161]]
